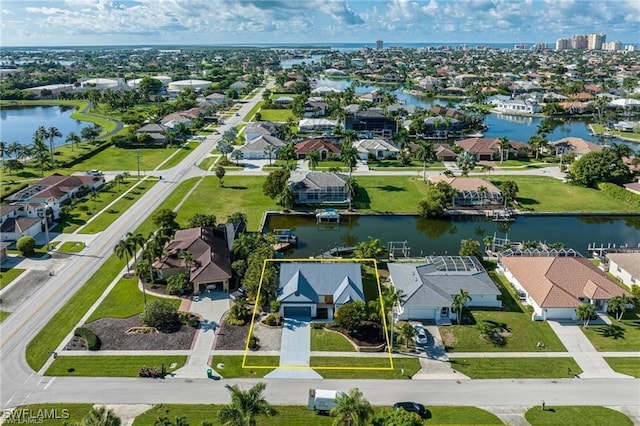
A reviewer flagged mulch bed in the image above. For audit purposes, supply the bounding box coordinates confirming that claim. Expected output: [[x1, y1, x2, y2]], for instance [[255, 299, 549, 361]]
[[328, 321, 384, 347], [65, 315, 196, 351], [214, 315, 250, 350]]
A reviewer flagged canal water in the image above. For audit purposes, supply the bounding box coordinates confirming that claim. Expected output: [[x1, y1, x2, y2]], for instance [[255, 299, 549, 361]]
[[0, 105, 91, 152], [265, 214, 640, 258]]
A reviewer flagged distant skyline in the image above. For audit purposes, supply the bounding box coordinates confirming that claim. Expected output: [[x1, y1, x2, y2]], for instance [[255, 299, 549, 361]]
[[1, 0, 639, 48]]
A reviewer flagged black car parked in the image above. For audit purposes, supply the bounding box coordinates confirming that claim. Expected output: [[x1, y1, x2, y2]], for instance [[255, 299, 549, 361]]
[[393, 402, 431, 419]]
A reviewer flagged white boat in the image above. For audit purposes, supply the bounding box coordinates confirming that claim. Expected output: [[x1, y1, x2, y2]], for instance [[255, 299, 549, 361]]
[[316, 208, 340, 223]]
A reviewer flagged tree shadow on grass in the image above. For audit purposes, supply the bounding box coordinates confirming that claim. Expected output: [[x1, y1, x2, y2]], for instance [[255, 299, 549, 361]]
[[515, 197, 539, 207], [353, 187, 371, 209], [17, 171, 39, 179], [596, 324, 625, 340], [224, 185, 248, 190], [376, 185, 406, 192]]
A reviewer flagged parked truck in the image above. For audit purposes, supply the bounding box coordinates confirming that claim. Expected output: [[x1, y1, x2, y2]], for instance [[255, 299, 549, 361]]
[[307, 388, 344, 415]]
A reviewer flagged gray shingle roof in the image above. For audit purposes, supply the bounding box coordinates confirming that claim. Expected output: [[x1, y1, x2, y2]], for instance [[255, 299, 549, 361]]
[[278, 262, 363, 304], [289, 172, 348, 191]]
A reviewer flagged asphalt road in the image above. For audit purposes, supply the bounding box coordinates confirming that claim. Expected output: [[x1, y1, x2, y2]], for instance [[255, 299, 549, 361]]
[[1, 83, 639, 414]]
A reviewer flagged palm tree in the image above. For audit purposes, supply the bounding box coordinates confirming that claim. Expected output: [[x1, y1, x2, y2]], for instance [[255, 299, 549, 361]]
[[452, 289, 472, 324], [32, 132, 49, 176], [607, 295, 630, 321], [127, 232, 146, 264], [330, 387, 373, 426], [344, 177, 357, 211], [66, 131, 81, 152], [498, 137, 511, 164], [263, 145, 276, 166], [114, 238, 134, 275], [398, 321, 417, 350], [45, 126, 62, 165], [69, 405, 121, 426], [415, 141, 435, 181], [307, 148, 320, 171], [576, 303, 596, 328], [232, 233, 255, 259], [217, 382, 275, 426], [340, 141, 358, 178], [279, 141, 296, 170], [215, 165, 226, 187], [455, 150, 476, 177], [178, 249, 195, 278], [278, 186, 295, 211]]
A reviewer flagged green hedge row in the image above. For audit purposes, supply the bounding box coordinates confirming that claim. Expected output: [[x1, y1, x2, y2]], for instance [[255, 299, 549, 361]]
[[74, 327, 101, 351], [598, 182, 640, 209]]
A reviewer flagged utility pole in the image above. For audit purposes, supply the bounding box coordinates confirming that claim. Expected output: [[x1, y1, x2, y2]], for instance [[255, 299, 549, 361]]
[[43, 203, 51, 251], [137, 149, 141, 180]]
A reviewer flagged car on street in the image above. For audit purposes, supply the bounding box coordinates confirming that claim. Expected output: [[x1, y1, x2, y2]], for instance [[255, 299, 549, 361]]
[[86, 169, 103, 176], [413, 325, 428, 345], [393, 402, 430, 419]]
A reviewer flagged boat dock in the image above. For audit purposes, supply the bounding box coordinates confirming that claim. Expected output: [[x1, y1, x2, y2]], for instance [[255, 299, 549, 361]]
[[316, 208, 341, 223], [272, 229, 298, 251]]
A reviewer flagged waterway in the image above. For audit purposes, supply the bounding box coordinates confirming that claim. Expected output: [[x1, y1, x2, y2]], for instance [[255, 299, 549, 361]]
[[265, 214, 640, 258], [0, 105, 91, 151]]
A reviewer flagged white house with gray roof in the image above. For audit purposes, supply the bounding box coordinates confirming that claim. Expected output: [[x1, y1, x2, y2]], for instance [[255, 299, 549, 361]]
[[388, 256, 501, 322], [353, 138, 400, 160], [288, 172, 350, 204], [277, 262, 364, 320], [238, 135, 286, 159], [606, 252, 640, 288]]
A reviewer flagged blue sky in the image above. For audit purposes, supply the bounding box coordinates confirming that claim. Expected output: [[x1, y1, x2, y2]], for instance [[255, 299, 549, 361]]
[[1, 0, 639, 47]]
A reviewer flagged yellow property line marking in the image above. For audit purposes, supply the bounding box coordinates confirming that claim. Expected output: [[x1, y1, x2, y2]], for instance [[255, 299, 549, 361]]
[[242, 258, 393, 370]]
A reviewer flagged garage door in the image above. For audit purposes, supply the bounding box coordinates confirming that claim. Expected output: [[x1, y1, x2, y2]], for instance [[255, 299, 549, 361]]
[[284, 306, 311, 318], [408, 307, 436, 320]]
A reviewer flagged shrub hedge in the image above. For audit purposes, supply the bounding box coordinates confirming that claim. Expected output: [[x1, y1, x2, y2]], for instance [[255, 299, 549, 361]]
[[74, 327, 101, 350], [598, 182, 640, 209]]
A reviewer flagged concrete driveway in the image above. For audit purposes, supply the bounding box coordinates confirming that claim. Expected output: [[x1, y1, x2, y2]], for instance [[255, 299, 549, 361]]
[[265, 315, 322, 379]]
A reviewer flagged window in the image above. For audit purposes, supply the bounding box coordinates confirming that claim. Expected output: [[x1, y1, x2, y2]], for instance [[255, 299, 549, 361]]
[[616, 266, 622, 273]]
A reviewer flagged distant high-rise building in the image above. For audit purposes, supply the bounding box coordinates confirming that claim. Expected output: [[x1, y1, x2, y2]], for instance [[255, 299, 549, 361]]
[[376, 40, 383, 50], [572, 34, 588, 49], [588, 32, 606, 50], [624, 45, 637, 52], [603, 41, 622, 51], [556, 38, 572, 51]]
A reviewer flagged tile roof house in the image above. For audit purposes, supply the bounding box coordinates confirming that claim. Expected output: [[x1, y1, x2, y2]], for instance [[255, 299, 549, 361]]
[[136, 123, 167, 145], [455, 137, 528, 161], [294, 138, 341, 160], [606, 253, 640, 288], [429, 175, 503, 207], [388, 256, 501, 322], [549, 137, 603, 159], [289, 171, 349, 204], [238, 134, 286, 160], [353, 138, 400, 160], [276, 262, 364, 319], [154, 226, 232, 293], [499, 256, 631, 321]]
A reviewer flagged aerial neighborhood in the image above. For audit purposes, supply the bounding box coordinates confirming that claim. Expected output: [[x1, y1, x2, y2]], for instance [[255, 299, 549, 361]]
[[1, 27, 640, 426]]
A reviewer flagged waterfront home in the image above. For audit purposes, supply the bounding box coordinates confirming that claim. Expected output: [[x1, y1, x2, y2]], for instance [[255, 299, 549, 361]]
[[238, 134, 286, 160], [303, 99, 328, 117], [388, 256, 502, 322], [499, 256, 631, 321], [493, 99, 541, 115], [288, 171, 349, 204], [455, 137, 528, 161], [298, 118, 338, 133], [429, 175, 503, 207], [276, 262, 364, 319], [154, 226, 232, 294], [353, 138, 400, 160], [549, 137, 603, 159], [344, 109, 397, 138], [294, 138, 341, 160], [606, 253, 640, 288]]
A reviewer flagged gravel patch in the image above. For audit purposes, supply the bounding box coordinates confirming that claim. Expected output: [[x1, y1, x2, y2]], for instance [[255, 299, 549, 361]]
[[67, 316, 196, 351], [214, 314, 282, 351]]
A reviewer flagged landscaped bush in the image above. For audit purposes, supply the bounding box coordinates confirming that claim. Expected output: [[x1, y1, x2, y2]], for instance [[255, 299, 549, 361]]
[[247, 331, 259, 350], [166, 272, 192, 295], [262, 313, 282, 326], [598, 182, 640, 209], [140, 299, 178, 331], [178, 312, 200, 328], [16, 236, 36, 255], [74, 327, 101, 350], [311, 322, 325, 329]]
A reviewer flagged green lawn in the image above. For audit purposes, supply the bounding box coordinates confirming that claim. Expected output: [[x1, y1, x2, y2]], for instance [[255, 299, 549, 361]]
[[45, 355, 187, 377], [66, 145, 189, 172], [132, 404, 502, 426], [0, 311, 10, 322], [581, 313, 640, 351], [198, 155, 219, 171], [310, 356, 421, 379], [590, 123, 640, 141], [157, 142, 199, 170], [57, 241, 86, 253], [8, 404, 93, 426], [488, 176, 639, 213], [244, 100, 264, 121], [87, 278, 180, 323], [449, 357, 582, 379], [257, 109, 296, 122], [524, 405, 632, 426], [310, 328, 355, 352], [26, 178, 200, 371], [210, 355, 279, 377], [0, 268, 25, 290], [175, 176, 279, 232], [604, 357, 640, 377], [78, 179, 157, 234], [355, 176, 432, 213]]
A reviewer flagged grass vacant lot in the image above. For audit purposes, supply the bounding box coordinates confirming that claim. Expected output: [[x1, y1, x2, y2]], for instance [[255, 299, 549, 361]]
[[67, 145, 189, 172], [0, 268, 25, 290], [355, 176, 432, 212], [210, 355, 279, 377], [310, 356, 420, 379], [26, 178, 200, 371], [175, 176, 279, 232], [310, 328, 356, 352], [524, 405, 632, 426], [198, 155, 219, 171], [604, 357, 640, 377], [87, 278, 180, 322], [45, 355, 187, 377], [257, 108, 296, 122], [78, 179, 157, 234], [133, 404, 502, 426], [581, 313, 640, 351], [489, 176, 639, 212], [9, 404, 93, 426], [57, 241, 85, 253], [157, 142, 199, 170], [449, 357, 582, 379]]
